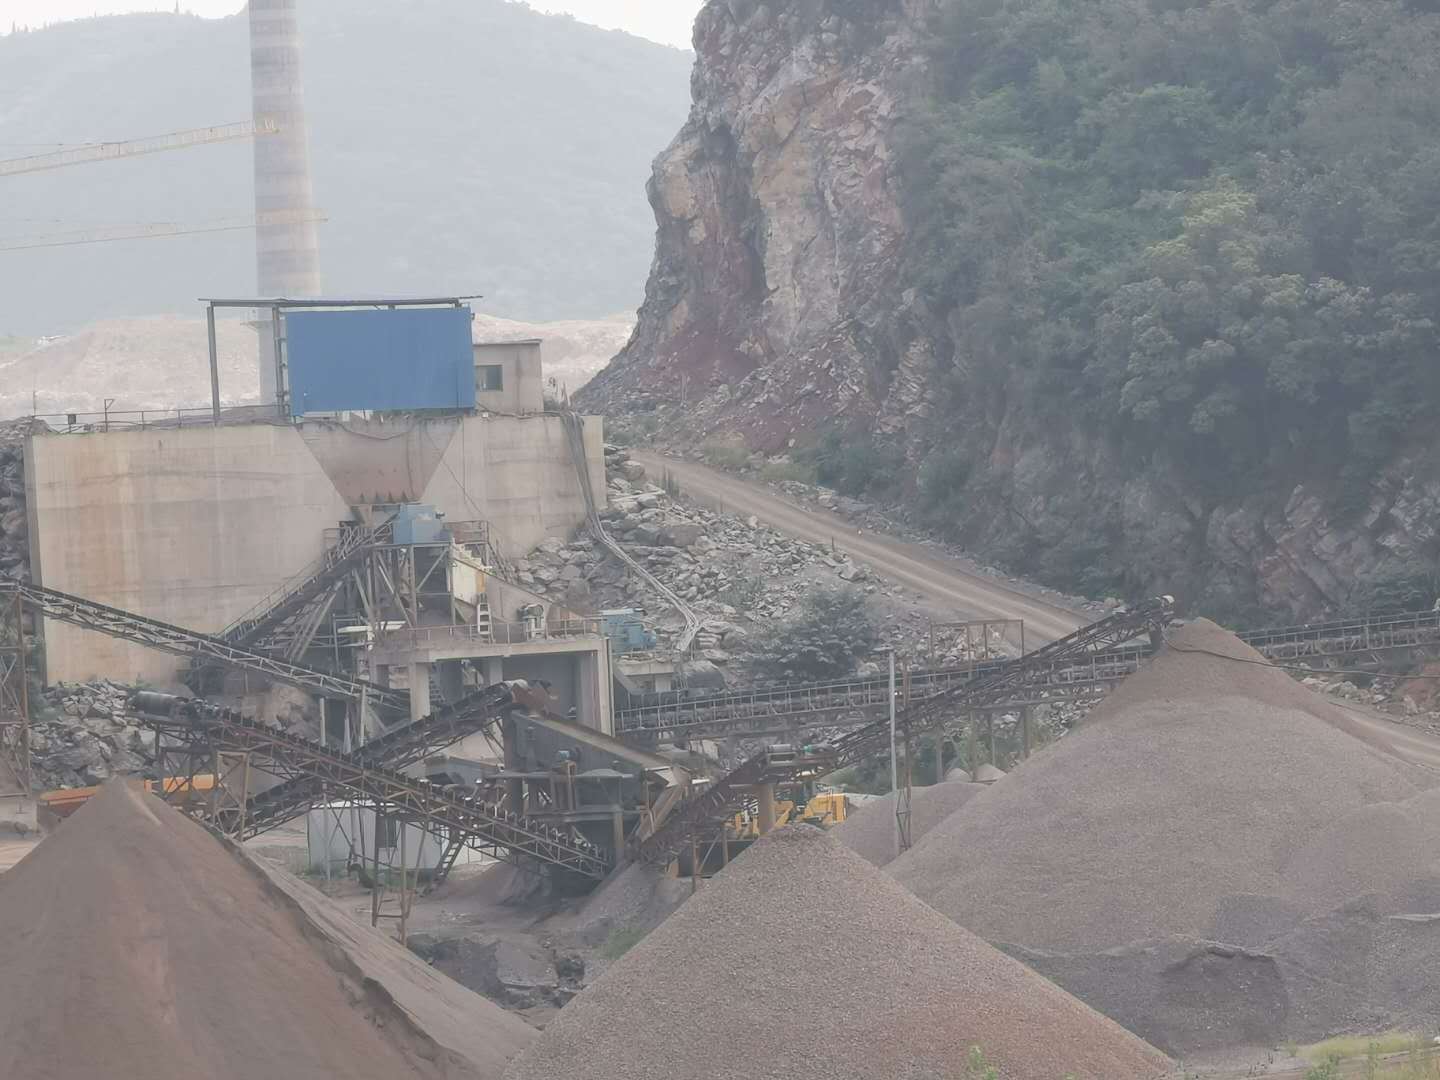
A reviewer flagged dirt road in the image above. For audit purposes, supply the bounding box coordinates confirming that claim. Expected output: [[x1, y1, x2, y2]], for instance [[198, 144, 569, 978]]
[[1334, 701, 1440, 773], [631, 452, 1440, 771], [631, 451, 1085, 643]]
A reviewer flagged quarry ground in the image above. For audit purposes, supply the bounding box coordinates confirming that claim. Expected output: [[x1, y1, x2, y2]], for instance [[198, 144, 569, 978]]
[[629, 450, 1087, 643]]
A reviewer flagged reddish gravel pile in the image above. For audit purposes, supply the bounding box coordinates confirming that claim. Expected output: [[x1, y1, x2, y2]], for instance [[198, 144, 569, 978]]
[[0, 781, 534, 1080], [504, 826, 1171, 1080], [888, 619, 1435, 1052], [832, 781, 989, 866]]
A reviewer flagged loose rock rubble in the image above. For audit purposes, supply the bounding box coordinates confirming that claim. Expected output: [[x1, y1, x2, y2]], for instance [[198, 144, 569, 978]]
[[0, 421, 33, 584], [515, 447, 1011, 680], [27, 680, 155, 790]]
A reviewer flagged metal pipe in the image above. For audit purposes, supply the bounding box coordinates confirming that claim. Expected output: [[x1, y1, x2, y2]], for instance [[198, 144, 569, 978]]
[[206, 303, 221, 423]]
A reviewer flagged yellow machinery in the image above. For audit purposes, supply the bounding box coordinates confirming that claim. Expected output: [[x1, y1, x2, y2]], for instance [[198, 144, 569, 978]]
[[797, 792, 848, 827], [726, 791, 849, 841], [677, 790, 853, 876], [37, 775, 216, 823]]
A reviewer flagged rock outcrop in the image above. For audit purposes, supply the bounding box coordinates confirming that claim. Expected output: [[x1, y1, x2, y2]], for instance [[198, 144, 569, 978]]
[[584, 0, 934, 449], [583, 0, 1440, 619]]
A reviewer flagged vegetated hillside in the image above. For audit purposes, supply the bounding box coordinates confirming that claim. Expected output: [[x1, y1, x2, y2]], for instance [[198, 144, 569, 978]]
[[0, 2, 691, 335], [584, 0, 1440, 622]]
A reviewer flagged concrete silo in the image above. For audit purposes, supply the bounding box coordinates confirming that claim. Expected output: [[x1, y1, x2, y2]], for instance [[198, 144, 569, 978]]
[[249, 0, 322, 402]]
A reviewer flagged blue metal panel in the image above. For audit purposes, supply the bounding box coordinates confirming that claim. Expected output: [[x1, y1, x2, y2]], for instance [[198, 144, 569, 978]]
[[285, 307, 476, 416], [391, 504, 446, 545]]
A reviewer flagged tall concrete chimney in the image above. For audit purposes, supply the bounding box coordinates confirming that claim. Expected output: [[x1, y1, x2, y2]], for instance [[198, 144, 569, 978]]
[[249, 0, 322, 403]]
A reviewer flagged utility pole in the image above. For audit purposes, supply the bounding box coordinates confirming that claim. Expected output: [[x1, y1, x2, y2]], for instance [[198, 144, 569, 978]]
[[888, 648, 899, 860]]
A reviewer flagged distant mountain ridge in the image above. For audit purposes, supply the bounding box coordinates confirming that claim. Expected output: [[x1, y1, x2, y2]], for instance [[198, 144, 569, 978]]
[[0, 2, 691, 335], [0, 310, 632, 422]]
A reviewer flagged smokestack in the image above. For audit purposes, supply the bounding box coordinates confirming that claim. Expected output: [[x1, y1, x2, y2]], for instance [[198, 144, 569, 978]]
[[249, 0, 322, 404]]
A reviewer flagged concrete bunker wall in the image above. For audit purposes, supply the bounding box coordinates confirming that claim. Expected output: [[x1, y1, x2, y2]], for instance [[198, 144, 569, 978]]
[[26, 413, 606, 686]]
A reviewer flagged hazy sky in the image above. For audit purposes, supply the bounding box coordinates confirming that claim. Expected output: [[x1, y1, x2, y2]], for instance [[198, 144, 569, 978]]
[[2, 1, 704, 48]]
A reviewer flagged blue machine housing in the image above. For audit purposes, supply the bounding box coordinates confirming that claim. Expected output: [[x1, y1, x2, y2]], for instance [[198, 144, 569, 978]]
[[600, 610, 657, 652], [286, 307, 476, 416], [390, 504, 447, 545]]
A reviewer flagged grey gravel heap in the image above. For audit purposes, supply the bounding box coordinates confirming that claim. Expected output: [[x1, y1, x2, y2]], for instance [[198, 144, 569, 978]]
[[504, 826, 1171, 1080], [832, 779, 990, 867], [889, 618, 1438, 1054]]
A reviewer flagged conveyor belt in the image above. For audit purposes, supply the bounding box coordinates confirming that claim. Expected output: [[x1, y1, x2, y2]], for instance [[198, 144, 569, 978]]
[[14, 581, 408, 713], [133, 692, 611, 878], [635, 596, 1177, 866]]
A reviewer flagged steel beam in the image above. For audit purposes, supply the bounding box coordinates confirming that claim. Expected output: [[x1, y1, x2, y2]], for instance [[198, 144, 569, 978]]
[[140, 695, 610, 878], [13, 580, 407, 713]]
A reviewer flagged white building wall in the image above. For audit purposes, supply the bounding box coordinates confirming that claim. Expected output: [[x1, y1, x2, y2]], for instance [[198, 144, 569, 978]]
[[305, 803, 491, 873]]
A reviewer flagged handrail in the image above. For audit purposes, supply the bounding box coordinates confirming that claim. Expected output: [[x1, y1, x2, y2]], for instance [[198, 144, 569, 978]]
[[375, 619, 603, 649], [220, 519, 392, 645], [616, 608, 1440, 738]]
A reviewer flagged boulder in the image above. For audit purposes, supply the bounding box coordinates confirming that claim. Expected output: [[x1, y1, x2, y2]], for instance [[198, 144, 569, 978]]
[[663, 524, 706, 548]]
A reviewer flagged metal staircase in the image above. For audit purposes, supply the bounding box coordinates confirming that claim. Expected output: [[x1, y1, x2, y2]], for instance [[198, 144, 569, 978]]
[[132, 691, 611, 879], [635, 597, 1178, 867], [217, 519, 393, 653]]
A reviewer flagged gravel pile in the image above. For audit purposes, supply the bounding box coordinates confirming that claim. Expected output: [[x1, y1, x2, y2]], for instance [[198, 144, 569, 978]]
[[888, 619, 1435, 1053], [504, 826, 1171, 1080], [561, 859, 690, 950], [832, 781, 989, 866], [0, 780, 533, 1080]]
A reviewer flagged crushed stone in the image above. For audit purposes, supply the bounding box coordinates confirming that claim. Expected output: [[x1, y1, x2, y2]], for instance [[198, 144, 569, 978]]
[[504, 825, 1171, 1080], [888, 619, 1436, 1053], [832, 781, 989, 866], [0, 780, 534, 1080]]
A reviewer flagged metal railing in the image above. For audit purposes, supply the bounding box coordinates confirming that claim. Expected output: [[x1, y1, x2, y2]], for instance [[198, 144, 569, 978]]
[[375, 618, 603, 651], [25, 405, 282, 433], [221, 520, 393, 646], [1238, 608, 1440, 658], [617, 608, 1440, 743], [617, 646, 1150, 740]]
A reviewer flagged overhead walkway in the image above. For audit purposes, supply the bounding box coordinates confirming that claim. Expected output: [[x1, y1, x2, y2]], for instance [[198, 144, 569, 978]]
[[617, 608, 1440, 745]]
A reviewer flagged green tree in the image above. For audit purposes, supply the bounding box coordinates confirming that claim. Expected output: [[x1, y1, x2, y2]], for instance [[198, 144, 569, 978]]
[[750, 587, 880, 682]]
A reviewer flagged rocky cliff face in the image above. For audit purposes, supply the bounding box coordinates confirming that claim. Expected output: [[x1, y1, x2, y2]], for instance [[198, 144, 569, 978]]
[[584, 0, 937, 446], [584, 0, 1440, 619]]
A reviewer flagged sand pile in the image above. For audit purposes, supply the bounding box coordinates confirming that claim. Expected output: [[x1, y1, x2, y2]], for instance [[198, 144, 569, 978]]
[[889, 619, 1436, 1052], [832, 781, 989, 866], [0, 781, 534, 1080], [504, 826, 1171, 1080]]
